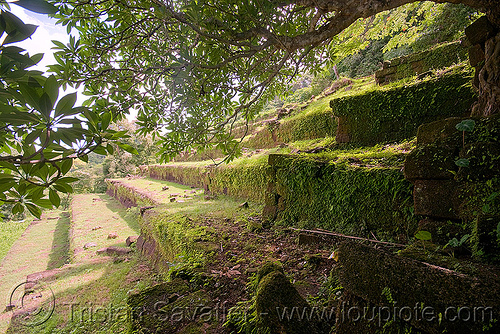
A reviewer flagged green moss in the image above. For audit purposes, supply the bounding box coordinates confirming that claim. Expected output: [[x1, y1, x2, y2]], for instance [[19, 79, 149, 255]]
[[331, 64, 476, 145], [270, 155, 417, 241]]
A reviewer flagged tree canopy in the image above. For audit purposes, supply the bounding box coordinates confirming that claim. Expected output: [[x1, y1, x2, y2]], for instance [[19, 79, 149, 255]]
[[50, 0, 491, 160], [0, 0, 497, 217]]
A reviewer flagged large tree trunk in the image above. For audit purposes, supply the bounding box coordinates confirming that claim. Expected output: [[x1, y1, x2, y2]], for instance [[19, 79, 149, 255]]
[[473, 32, 500, 116]]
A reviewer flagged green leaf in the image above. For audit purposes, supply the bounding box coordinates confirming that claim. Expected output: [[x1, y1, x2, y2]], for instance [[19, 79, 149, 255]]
[[2, 11, 37, 44], [93, 145, 107, 155], [101, 112, 111, 130], [455, 119, 475, 132], [57, 176, 79, 183], [52, 183, 72, 193], [60, 159, 73, 174], [13, 0, 58, 14], [415, 230, 432, 241], [106, 144, 114, 154], [117, 142, 139, 155], [12, 202, 24, 215], [455, 158, 470, 168], [44, 75, 59, 106], [25, 203, 41, 218], [49, 188, 61, 207], [55, 92, 77, 117], [79, 154, 88, 163], [35, 199, 53, 209], [39, 92, 53, 117]]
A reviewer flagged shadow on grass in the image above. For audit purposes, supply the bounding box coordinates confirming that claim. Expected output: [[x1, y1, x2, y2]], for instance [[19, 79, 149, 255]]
[[100, 194, 141, 234], [6, 255, 149, 334], [47, 212, 71, 270]]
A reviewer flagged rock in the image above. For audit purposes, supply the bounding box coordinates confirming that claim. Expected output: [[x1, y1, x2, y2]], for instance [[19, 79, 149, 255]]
[[91, 226, 103, 231], [139, 206, 154, 215], [126, 236, 139, 247], [96, 248, 107, 255], [83, 242, 97, 249], [161, 186, 169, 191], [128, 279, 192, 333], [136, 236, 145, 251], [338, 241, 500, 334], [189, 190, 196, 194], [335, 116, 350, 143], [413, 180, 460, 219], [239, 201, 249, 209], [254, 264, 327, 334], [403, 144, 458, 181], [169, 193, 180, 197], [170, 197, 176, 202], [204, 195, 216, 200], [97, 246, 132, 256], [107, 232, 118, 239], [465, 16, 497, 46], [416, 117, 466, 145]]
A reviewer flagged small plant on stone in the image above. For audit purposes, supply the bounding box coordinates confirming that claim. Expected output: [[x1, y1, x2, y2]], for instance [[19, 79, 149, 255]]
[[445, 234, 470, 258], [415, 230, 432, 252]]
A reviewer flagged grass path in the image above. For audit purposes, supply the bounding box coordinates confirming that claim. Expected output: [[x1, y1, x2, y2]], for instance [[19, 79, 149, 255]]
[[2, 194, 155, 334], [0, 211, 68, 333], [70, 193, 140, 263]]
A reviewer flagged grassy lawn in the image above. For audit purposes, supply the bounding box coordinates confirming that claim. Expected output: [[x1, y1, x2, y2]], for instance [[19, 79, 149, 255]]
[[3, 194, 159, 334], [0, 211, 66, 333], [0, 219, 31, 263], [114, 177, 204, 205]]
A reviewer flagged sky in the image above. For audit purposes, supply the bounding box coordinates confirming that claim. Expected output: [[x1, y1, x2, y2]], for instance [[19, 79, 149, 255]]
[[8, 5, 138, 120], [9, 5, 71, 72]]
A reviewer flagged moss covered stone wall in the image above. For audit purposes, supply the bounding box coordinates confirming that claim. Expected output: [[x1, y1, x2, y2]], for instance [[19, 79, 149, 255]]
[[331, 65, 476, 146], [375, 41, 468, 84], [264, 154, 418, 241], [139, 161, 270, 203], [243, 107, 337, 149]]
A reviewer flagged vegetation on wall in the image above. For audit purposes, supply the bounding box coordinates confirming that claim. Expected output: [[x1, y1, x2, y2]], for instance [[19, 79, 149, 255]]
[[331, 64, 476, 145], [270, 155, 417, 241]]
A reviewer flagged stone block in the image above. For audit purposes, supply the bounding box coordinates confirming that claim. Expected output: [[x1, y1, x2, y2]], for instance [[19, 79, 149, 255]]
[[255, 270, 329, 333], [469, 44, 485, 67], [262, 204, 277, 222], [413, 180, 460, 219], [465, 16, 497, 46], [338, 241, 500, 334], [404, 144, 458, 181], [335, 116, 350, 143], [416, 117, 466, 145], [126, 235, 139, 247]]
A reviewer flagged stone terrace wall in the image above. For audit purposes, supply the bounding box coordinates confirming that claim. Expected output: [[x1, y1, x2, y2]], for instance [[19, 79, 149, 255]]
[[139, 162, 269, 203], [331, 65, 476, 145], [263, 154, 418, 242], [375, 40, 468, 84]]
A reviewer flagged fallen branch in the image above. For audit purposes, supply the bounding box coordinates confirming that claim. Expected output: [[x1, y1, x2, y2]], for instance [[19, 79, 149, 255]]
[[290, 227, 407, 248]]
